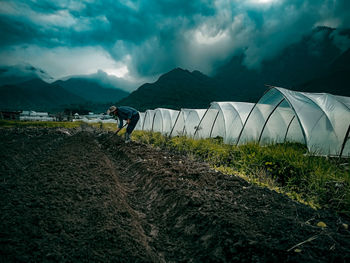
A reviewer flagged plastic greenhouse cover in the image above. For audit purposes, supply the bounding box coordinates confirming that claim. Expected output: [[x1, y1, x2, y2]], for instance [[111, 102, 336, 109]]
[[259, 100, 304, 145], [170, 109, 190, 137], [238, 87, 350, 156], [195, 102, 254, 144], [170, 109, 206, 137], [153, 108, 180, 134], [335, 95, 350, 109], [135, 87, 349, 157], [135, 112, 145, 131], [142, 110, 155, 131], [184, 109, 206, 137], [334, 96, 350, 157], [303, 93, 350, 148], [279, 88, 350, 156], [238, 90, 286, 145]]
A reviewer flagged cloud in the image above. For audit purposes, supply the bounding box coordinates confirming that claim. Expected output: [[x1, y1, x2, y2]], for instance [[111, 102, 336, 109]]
[[0, 63, 53, 85], [80, 69, 142, 92], [0, 0, 350, 88]]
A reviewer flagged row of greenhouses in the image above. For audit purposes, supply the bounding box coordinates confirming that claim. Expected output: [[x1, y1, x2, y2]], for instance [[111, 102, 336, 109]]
[[133, 87, 350, 157]]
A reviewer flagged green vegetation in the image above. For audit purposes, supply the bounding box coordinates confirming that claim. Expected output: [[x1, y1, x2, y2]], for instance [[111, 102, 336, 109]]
[[132, 131, 350, 216], [0, 119, 121, 132], [0, 120, 83, 128], [88, 122, 119, 132]]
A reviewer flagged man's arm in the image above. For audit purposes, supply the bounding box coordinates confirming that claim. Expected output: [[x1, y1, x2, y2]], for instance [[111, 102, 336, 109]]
[[115, 116, 123, 134], [126, 108, 134, 122]]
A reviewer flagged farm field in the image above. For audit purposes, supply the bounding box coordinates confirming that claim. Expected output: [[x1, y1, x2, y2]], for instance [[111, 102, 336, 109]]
[[1, 126, 350, 262]]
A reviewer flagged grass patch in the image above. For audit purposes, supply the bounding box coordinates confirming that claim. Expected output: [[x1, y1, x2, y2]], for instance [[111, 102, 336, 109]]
[[0, 120, 120, 132], [88, 122, 119, 132], [0, 120, 83, 128], [132, 131, 350, 216]]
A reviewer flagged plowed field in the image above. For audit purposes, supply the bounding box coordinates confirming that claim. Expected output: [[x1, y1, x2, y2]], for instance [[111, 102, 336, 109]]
[[1, 127, 350, 262]]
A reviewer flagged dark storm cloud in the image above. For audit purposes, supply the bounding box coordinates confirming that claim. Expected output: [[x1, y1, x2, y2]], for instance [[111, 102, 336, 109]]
[[0, 0, 349, 82], [0, 0, 215, 47]]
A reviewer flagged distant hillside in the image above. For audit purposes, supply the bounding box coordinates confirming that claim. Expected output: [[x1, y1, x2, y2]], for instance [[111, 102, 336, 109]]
[[0, 78, 86, 111], [117, 68, 222, 111], [54, 78, 129, 103], [0, 73, 130, 113]]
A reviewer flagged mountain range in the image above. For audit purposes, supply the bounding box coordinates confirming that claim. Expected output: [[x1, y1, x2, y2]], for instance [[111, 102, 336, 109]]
[[53, 78, 129, 103], [1, 26, 349, 113], [119, 26, 350, 110], [0, 78, 85, 112], [0, 75, 129, 112], [117, 68, 221, 111]]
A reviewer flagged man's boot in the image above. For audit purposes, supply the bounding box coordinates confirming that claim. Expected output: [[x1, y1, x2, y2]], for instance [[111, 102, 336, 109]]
[[125, 132, 131, 143]]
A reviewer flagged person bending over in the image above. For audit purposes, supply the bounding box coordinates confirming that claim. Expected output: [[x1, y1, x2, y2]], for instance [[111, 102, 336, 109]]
[[107, 105, 140, 143]]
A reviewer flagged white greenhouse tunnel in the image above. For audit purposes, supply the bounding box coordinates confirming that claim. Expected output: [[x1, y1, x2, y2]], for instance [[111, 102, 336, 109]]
[[152, 108, 180, 135], [194, 102, 254, 144], [237, 87, 350, 157], [142, 110, 156, 131], [170, 109, 206, 137], [131, 87, 349, 157], [335, 95, 350, 156], [135, 112, 145, 131]]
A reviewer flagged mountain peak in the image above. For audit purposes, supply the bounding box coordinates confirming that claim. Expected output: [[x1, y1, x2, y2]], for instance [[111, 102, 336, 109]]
[[191, 70, 208, 78], [170, 67, 188, 73], [117, 68, 220, 111], [53, 77, 129, 103], [157, 68, 191, 82], [163, 67, 190, 75], [157, 68, 214, 84]]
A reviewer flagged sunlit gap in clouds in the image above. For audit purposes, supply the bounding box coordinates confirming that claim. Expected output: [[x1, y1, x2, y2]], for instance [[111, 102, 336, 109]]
[[252, 0, 278, 3], [195, 30, 229, 45], [247, 0, 281, 6], [104, 65, 129, 78]]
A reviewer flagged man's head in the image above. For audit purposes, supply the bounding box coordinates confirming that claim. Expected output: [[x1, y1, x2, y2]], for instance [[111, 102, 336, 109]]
[[107, 106, 117, 116]]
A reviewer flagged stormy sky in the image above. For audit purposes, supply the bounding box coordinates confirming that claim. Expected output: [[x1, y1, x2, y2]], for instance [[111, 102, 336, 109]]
[[0, 0, 349, 91]]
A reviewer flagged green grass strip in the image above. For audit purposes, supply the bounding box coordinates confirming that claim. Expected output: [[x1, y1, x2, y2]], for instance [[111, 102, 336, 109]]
[[0, 120, 83, 128]]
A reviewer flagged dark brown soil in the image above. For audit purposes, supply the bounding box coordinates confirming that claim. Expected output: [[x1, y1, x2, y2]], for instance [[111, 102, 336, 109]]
[[1, 127, 350, 262]]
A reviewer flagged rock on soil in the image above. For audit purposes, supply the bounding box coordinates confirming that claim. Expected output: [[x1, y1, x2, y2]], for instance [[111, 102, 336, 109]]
[[1, 127, 350, 262]]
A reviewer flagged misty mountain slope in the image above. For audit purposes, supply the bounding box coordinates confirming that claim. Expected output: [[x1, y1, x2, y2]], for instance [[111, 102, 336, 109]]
[[54, 78, 129, 103], [0, 64, 54, 86], [329, 47, 350, 72], [117, 68, 222, 111], [296, 48, 350, 96], [214, 26, 347, 101], [0, 78, 86, 111], [213, 54, 263, 102], [261, 27, 341, 85]]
